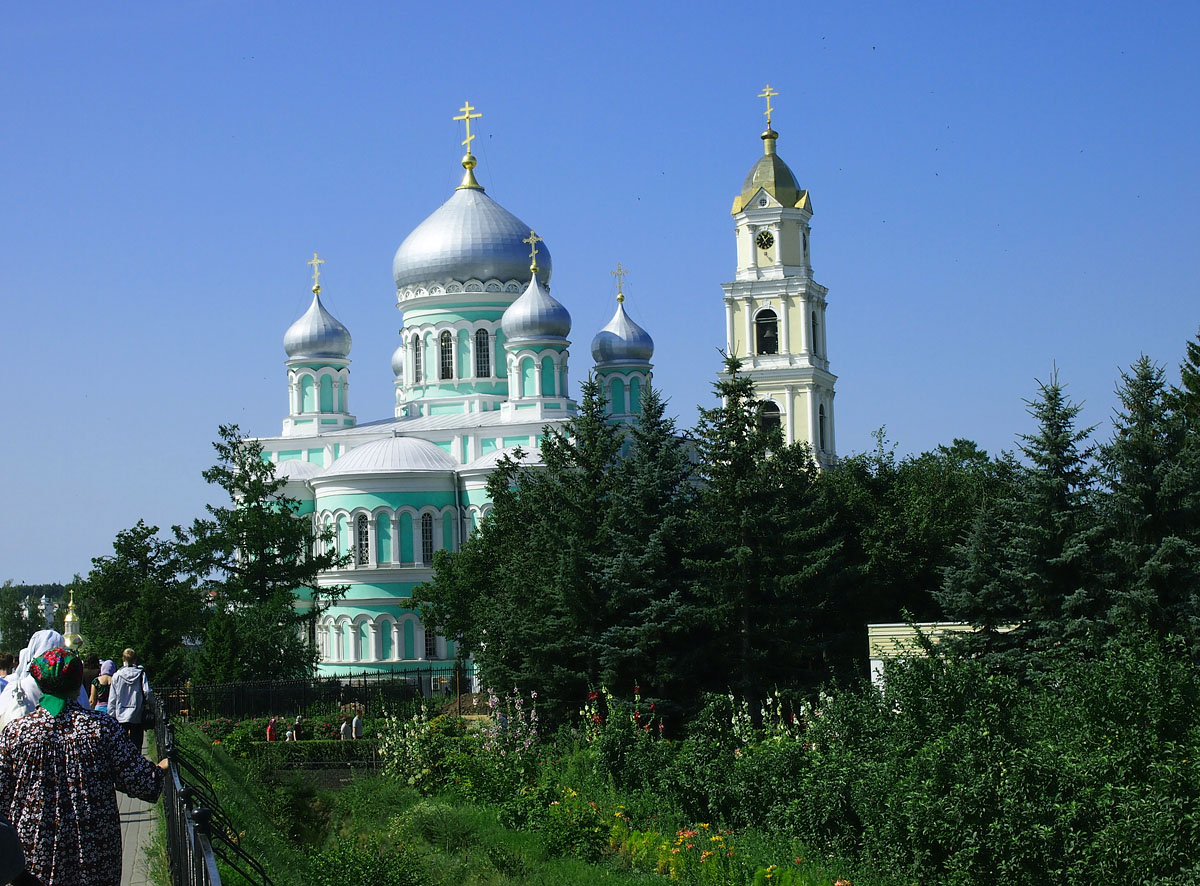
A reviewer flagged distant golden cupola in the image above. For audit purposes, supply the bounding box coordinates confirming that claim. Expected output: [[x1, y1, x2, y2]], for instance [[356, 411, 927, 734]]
[[732, 127, 811, 214]]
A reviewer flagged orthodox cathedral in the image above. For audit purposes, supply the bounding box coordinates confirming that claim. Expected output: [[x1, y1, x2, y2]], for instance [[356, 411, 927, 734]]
[[254, 93, 837, 676]]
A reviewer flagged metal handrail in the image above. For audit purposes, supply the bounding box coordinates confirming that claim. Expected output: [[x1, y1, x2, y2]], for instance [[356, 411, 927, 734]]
[[154, 696, 276, 886]]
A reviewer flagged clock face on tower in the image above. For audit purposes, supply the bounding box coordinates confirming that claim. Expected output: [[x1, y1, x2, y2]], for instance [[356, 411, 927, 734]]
[[756, 230, 774, 250]]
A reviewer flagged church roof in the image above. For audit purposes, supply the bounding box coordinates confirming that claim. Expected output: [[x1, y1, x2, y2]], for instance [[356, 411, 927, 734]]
[[274, 459, 323, 480], [732, 128, 810, 214], [463, 446, 544, 474], [322, 436, 457, 476], [392, 186, 552, 291]]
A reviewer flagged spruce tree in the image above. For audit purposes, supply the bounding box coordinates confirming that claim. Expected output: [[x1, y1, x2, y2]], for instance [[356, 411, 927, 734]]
[[688, 356, 847, 699], [593, 386, 698, 713], [939, 373, 1098, 665], [1098, 356, 1200, 647]]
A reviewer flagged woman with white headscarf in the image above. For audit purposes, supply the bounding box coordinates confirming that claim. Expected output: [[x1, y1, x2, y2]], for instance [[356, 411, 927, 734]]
[[0, 630, 90, 731]]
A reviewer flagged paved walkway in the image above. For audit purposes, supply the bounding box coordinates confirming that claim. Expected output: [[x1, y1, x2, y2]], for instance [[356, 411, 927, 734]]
[[119, 736, 159, 886]]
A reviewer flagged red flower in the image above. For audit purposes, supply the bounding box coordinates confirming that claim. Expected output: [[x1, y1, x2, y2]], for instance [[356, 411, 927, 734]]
[[588, 691, 599, 701]]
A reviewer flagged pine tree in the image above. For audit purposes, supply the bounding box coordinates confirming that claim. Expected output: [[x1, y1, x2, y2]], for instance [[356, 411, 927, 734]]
[[175, 425, 347, 681]]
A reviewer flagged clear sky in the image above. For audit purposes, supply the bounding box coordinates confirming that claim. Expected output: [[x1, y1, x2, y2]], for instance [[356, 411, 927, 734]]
[[2, 2, 1197, 584]]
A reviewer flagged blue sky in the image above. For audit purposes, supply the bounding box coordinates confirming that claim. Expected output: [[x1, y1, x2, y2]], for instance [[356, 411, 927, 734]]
[[2, 2, 1197, 583]]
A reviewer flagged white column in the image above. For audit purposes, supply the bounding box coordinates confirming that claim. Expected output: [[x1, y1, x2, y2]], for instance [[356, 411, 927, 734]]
[[780, 295, 791, 355], [809, 390, 819, 452], [827, 391, 837, 457], [391, 622, 402, 661], [799, 299, 811, 355], [433, 513, 444, 552], [367, 517, 377, 566], [415, 621, 427, 661], [342, 376, 350, 413], [743, 297, 754, 359], [490, 333, 499, 378], [533, 360, 543, 399], [366, 624, 380, 662], [784, 384, 795, 446], [773, 224, 783, 270], [724, 298, 735, 352], [391, 513, 401, 564]]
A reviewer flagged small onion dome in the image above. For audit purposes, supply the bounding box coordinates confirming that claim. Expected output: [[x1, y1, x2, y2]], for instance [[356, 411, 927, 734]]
[[284, 291, 352, 359], [592, 300, 654, 364], [322, 436, 457, 476], [392, 188, 552, 290], [391, 342, 405, 377], [501, 272, 571, 343]]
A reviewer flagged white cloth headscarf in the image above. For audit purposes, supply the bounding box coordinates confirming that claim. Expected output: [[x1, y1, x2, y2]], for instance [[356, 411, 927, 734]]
[[0, 629, 91, 730]]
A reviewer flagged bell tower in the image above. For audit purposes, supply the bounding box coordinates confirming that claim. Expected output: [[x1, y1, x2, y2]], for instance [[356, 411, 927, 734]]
[[721, 85, 836, 465]]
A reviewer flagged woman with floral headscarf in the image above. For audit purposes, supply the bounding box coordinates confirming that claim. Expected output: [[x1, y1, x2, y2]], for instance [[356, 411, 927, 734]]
[[0, 646, 167, 885], [0, 631, 90, 732]]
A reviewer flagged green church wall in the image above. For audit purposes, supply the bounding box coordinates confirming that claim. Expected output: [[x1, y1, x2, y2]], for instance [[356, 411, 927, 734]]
[[301, 377, 315, 412], [320, 375, 334, 412], [399, 513, 414, 563], [277, 450, 303, 462], [481, 438, 497, 455], [315, 491, 456, 512], [307, 449, 324, 466], [376, 514, 391, 564], [502, 435, 530, 449], [404, 620, 415, 660]]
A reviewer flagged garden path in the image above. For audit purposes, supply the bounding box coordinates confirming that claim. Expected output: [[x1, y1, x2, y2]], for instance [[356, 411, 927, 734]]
[[119, 736, 157, 886]]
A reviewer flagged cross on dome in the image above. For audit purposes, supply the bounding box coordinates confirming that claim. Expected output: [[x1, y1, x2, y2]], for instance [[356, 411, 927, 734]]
[[523, 230, 543, 271], [611, 262, 628, 303], [307, 251, 325, 293], [758, 83, 779, 127], [453, 101, 482, 153]]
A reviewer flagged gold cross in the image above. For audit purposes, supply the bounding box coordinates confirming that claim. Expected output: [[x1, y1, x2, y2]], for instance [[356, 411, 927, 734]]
[[523, 230, 543, 266], [758, 83, 779, 127], [307, 252, 325, 290], [611, 262, 628, 302], [453, 101, 483, 152]]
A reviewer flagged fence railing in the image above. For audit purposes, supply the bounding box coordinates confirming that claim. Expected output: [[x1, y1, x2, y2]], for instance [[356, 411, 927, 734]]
[[153, 696, 274, 886], [162, 663, 473, 721]]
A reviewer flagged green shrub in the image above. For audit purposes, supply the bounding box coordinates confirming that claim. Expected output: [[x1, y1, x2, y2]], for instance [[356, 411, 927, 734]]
[[307, 838, 423, 886], [392, 799, 490, 852]]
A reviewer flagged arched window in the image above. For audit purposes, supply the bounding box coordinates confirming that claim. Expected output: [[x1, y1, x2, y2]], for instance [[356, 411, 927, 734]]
[[755, 309, 779, 355], [420, 513, 434, 566], [811, 312, 820, 358], [356, 514, 369, 566], [439, 331, 453, 380], [760, 401, 782, 432], [411, 334, 423, 383], [475, 329, 491, 377], [425, 628, 438, 660], [819, 404, 827, 451]]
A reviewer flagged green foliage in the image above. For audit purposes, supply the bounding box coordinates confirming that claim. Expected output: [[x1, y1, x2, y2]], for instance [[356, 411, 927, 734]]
[[0, 581, 53, 652], [307, 838, 424, 886], [75, 521, 201, 683], [175, 424, 347, 681]]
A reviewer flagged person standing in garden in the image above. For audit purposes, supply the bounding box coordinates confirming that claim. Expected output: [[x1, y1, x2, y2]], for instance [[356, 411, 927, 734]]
[[266, 717, 277, 742], [339, 715, 352, 741], [0, 646, 168, 886], [108, 648, 152, 749], [352, 711, 363, 739]]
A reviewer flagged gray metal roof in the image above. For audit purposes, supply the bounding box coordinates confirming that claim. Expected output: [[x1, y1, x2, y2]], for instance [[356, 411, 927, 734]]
[[501, 273, 571, 342], [283, 292, 352, 359], [592, 300, 654, 364], [392, 187, 552, 290]]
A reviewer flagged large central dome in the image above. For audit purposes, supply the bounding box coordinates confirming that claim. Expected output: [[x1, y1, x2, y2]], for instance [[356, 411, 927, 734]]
[[393, 187, 552, 291]]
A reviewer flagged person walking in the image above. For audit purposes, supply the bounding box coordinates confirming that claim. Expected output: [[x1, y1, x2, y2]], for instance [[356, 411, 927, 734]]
[[265, 717, 277, 742], [108, 649, 152, 749], [339, 715, 351, 741], [88, 662, 115, 716], [352, 711, 363, 740], [0, 646, 167, 886]]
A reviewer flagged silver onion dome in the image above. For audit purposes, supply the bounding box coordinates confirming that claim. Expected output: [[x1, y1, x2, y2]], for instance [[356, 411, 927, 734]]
[[592, 300, 654, 364], [501, 272, 571, 343], [390, 342, 405, 377], [283, 292, 352, 359], [393, 188, 552, 290]]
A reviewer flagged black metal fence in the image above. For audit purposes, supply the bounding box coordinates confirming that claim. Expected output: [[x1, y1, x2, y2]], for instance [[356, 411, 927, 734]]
[[161, 663, 472, 722], [153, 696, 274, 886]]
